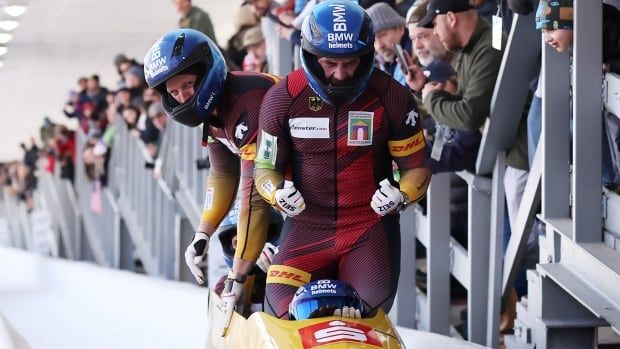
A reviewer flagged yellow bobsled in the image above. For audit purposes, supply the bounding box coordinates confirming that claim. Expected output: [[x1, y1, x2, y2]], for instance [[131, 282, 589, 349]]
[[206, 290, 405, 349]]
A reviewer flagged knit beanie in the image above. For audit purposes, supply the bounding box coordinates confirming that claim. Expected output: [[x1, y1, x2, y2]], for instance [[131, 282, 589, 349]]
[[535, 0, 573, 30], [367, 2, 406, 33]]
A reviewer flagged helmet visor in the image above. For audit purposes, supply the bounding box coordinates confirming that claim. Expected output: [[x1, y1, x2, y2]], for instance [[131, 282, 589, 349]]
[[292, 296, 362, 320]]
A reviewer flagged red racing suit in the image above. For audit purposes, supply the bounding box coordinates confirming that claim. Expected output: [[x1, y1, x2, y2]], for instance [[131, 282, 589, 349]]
[[254, 69, 430, 318], [200, 71, 280, 264]]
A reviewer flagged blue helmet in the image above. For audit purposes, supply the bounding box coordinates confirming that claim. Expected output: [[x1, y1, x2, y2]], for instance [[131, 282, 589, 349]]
[[300, 0, 375, 105], [144, 29, 228, 128], [289, 280, 365, 320]]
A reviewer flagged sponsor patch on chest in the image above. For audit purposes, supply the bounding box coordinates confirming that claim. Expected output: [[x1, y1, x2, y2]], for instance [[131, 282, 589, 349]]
[[289, 117, 330, 139], [347, 111, 374, 146]]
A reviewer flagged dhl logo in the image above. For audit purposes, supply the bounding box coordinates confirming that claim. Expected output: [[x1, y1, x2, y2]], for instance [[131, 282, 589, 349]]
[[388, 131, 425, 157], [269, 270, 306, 281], [267, 265, 311, 288]]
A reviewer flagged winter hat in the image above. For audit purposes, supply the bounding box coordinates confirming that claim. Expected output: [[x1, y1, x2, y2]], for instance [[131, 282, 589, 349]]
[[535, 0, 573, 30], [406, 0, 429, 25], [126, 65, 144, 80], [241, 26, 265, 49], [367, 2, 406, 33], [423, 60, 456, 83], [148, 102, 166, 118]]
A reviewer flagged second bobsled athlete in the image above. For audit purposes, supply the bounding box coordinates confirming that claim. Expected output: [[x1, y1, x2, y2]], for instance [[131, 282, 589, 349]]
[[254, 0, 431, 319], [144, 29, 279, 307]]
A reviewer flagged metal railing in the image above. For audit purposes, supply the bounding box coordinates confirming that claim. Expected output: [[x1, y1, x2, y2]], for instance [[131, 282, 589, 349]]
[[159, 121, 207, 229], [109, 120, 180, 279], [506, 1, 620, 348], [37, 172, 80, 260], [396, 12, 533, 349], [74, 130, 120, 267], [0, 188, 28, 250]]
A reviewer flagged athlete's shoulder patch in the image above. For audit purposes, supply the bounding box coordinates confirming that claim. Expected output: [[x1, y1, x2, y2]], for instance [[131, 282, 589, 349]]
[[255, 130, 278, 169]]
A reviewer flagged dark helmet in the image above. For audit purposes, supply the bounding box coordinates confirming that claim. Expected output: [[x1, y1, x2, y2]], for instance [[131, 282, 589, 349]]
[[144, 29, 227, 127], [300, 0, 375, 105], [289, 280, 365, 320]]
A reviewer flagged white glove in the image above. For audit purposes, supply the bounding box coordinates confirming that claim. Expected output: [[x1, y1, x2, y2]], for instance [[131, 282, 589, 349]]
[[256, 242, 279, 273], [274, 180, 306, 216], [184, 232, 209, 284], [334, 306, 362, 319], [370, 179, 405, 216], [220, 273, 245, 309], [219, 273, 246, 336]]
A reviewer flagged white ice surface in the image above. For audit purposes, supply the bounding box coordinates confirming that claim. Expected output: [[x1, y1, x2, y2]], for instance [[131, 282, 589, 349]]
[[0, 246, 487, 349], [0, 247, 208, 349]]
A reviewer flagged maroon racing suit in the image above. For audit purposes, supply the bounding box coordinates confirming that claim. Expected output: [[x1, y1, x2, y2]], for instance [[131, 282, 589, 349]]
[[200, 71, 280, 264], [254, 68, 428, 319]]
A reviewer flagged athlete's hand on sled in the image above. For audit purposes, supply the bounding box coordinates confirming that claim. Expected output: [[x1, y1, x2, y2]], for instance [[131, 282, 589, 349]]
[[220, 272, 246, 336], [184, 232, 209, 284], [275, 180, 306, 217], [334, 306, 362, 319], [256, 242, 279, 273], [221, 272, 245, 309], [371, 179, 405, 216]]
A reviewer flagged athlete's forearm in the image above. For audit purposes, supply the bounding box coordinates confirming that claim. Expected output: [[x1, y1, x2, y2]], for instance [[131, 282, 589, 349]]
[[399, 167, 431, 206], [254, 168, 284, 206]]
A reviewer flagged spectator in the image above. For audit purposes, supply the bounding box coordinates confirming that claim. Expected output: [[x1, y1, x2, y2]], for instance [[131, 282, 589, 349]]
[[142, 103, 168, 158], [405, 1, 450, 68], [175, 0, 217, 42], [124, 66, 146, 108], [39, 116, 56, 146], [367, 2, 411, 86], [403, 3, 482, 174], [226, 5, 261, 70], [115, 86, 132, 116], [414, 0, 504, 131], [20, 138, 39, 172], [76, 76, 89, 104], [122, 105, 141, 137], [243, 0, 293, 74], [63, 90, 82, 119], [113, 53, 142, 89], [420, 60, 481, 174], [86, 75, 109, 117], [241, 26, 267, 72]]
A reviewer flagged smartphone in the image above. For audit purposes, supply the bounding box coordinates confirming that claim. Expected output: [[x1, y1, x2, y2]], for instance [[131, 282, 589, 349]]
[[393, 43, 410, 76]]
